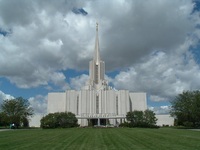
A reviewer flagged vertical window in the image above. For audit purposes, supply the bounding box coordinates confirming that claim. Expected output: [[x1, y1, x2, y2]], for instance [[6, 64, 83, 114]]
[[77, 96, 79, 115], [96, 95, 99, 114], [116, 96, 118, 115], [95, 65, 98, 84]]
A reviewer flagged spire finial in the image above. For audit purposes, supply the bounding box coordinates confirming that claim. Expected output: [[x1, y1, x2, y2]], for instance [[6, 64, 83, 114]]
[[96, 22, 98, 31], [94, 22, 100, 64]]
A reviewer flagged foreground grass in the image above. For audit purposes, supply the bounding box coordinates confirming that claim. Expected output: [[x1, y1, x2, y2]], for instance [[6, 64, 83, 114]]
[[0, 128, 200, 150]]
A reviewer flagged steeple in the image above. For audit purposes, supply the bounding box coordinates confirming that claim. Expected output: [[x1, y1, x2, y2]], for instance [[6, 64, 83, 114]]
[[84, 22, 109, 91], [94, 22, 100, 64]]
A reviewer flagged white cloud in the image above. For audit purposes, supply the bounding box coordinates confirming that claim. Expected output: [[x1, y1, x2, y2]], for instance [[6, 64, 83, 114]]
[[49, 72, 70, 90], [149, 105, 171, 115], [0, 0, 91, 89], [149, 95, 167, 102], [0, 90, 14, 106], [111, 42, 200, 101], [28, 95, 47, 114], [70, 74, 89, 90], [99, 0, 195, 70]]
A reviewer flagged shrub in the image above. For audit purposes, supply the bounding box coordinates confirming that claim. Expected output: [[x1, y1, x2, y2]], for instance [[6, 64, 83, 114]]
[[125, 110, 157, 128], [40, 112, 79, 129]]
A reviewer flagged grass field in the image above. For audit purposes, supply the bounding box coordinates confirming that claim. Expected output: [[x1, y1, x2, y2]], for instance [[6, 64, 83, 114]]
[[0, 128, 200, 150]]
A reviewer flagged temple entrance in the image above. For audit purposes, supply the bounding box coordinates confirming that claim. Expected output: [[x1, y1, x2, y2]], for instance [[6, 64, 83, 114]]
[[88, 119, 108, 126], [89, 119, 98, 126], [100, 119, 106, 126]]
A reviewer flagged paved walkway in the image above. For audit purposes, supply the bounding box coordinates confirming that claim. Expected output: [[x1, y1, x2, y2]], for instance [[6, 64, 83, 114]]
[[188, 129, 200, 131], [0, 129, 11, 132]]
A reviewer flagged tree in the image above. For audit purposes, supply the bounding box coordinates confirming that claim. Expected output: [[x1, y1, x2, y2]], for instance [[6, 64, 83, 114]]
[[170, 90, 200, 128], [126, 111, 144, 127], [126, 110, 157, 128], [40, 112, 79, 129], [40, 113, 57, 128], [143, 110, 157, 126], [0, 97, 34, 128], [0, 112, 8, 127]]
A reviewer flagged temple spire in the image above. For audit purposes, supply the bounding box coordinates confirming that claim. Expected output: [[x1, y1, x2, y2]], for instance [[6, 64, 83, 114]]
[[96, 22, 98, 31], [87, 22, 107, 90], [94, 22, 100, 64]]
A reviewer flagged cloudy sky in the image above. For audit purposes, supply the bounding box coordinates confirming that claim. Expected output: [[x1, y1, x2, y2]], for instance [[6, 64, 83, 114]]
[[0, 0, 200, 115]]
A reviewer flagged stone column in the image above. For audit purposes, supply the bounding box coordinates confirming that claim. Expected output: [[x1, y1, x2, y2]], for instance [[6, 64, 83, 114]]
[[98, 118, 100, 126]]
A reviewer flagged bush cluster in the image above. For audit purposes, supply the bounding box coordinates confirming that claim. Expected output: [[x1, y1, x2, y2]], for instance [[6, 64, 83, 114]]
[[120, 110, 159, 128], [40, 112, 79, 129]]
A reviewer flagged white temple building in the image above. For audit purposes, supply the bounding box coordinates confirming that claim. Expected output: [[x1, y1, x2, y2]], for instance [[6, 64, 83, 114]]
[[47, 23, 147, 126]]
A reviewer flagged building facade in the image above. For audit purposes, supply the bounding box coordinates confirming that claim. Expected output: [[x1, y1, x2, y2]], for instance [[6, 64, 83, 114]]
[[48, 23, 147, 126]]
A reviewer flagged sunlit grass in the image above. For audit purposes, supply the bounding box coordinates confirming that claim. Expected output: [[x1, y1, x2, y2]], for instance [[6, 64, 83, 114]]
[[0, 128, 200, 150]]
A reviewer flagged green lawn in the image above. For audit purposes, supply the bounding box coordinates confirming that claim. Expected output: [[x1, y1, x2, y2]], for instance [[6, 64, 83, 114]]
[[0, 128, 200, 150]]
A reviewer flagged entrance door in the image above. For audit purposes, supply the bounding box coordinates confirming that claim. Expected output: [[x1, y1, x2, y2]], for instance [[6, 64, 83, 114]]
[[100, 119, 106, 126], [88, 119, 108, 126], [89, 119, 98, 126]]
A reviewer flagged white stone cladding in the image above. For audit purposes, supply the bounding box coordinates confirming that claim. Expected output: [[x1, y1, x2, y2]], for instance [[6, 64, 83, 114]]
[[47, 90, 147, 126], [156, 115, 174, 126], [47, 23, 147, 126], [48, 92, 66, 113], [130, 92, 147, 111]]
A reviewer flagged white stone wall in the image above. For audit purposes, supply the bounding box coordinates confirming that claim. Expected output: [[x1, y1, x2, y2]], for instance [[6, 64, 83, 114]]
[[129, 92, 147, 111], [66, 90, 78, 114], [47, 90, 147, 126], [47, 92, 66, 113], [156, 114, 174, 126], [118, 90, 129, 115], [29, 113, 44, 127], [105, 90, 116, 114]]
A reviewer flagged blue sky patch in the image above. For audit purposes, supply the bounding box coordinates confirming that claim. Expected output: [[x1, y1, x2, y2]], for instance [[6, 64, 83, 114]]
[[72, 8, 88, 16], [193, 0, 200, 12], [0, 28, 11, 36]]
